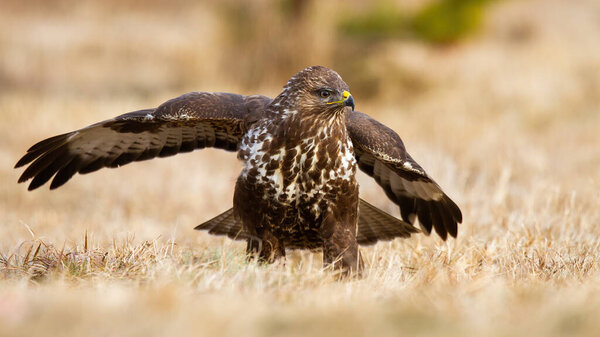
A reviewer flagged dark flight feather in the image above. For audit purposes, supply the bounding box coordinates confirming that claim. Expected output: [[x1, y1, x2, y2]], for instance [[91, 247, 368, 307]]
[[16, 80, 461, 243], [15, 93, 271, 190], [346, 110, 462, 240]]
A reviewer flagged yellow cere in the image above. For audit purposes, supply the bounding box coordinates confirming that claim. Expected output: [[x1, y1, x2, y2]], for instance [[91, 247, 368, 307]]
[[326, 90, 352, 105]]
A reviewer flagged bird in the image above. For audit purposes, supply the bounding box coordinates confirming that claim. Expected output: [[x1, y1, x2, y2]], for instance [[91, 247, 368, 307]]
[[15, 66, 462, 275]]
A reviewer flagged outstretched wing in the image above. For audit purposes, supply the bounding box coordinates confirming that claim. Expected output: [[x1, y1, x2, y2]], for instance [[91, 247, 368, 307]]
[[346, 110, 462, 240], [15, 92, 272, 190]]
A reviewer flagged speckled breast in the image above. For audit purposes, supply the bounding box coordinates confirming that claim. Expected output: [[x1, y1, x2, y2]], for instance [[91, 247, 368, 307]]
[[236, 115, 358, 249]]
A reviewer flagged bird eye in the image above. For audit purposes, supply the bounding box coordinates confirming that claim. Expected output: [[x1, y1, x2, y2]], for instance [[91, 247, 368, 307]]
[[318, 90, 331, 98]]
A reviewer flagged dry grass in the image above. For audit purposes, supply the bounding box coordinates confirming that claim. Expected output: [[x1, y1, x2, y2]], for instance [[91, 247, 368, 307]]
[[2, 0, 600, 336]]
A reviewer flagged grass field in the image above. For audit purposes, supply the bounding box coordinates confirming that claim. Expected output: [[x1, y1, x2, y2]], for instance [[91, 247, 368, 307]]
[[1, 0, 600, 336]]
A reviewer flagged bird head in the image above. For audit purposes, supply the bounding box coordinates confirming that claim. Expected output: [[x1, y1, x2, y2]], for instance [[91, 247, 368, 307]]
[[277, 66, 355, 117]]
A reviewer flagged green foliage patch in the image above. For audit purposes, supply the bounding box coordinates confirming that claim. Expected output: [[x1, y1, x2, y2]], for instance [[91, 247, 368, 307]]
[[339, 0, 495, 44]]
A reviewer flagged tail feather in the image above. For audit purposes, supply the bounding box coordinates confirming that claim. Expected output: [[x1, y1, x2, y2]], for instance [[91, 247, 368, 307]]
[[194, 199, 419, 245], [356, 199, 419, 245], [194, 208, 248, 240]]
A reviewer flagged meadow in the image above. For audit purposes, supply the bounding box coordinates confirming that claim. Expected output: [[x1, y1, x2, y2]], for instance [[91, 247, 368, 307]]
[[1, 0, 600, 336]]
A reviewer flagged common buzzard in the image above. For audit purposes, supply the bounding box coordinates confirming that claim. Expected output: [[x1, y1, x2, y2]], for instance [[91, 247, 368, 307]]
[[15, 66, 462, 274]]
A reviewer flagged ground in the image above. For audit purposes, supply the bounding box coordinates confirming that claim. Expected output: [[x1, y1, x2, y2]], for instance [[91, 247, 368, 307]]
[[1, 0, 600, 336]]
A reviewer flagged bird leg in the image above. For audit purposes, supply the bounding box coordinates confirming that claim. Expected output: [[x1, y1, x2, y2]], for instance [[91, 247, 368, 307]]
[[246, 229, 285, 264], [245, 237, 261, 261], [259, 230, 286, 263], [321, 216, 364, 277]]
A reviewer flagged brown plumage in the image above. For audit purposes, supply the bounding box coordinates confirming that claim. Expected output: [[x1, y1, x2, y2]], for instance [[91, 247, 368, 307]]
[[15, 66, 461, 275]]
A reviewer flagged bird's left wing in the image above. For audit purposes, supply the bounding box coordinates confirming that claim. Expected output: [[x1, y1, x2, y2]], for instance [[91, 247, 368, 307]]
[[15, 92, 272, 190], [346, 110, 462, 240]]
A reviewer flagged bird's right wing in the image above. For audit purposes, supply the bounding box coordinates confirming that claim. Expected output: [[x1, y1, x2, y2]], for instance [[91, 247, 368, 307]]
[[15, 92, 272, 190]]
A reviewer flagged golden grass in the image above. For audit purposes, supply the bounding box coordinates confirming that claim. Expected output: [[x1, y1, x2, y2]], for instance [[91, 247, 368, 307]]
[[2, 0, 600, 336]]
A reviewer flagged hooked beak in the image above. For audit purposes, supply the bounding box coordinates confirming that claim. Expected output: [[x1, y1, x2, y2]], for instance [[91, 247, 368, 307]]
[[343, 93, 355, 111], [340, 90, 355, 111], [326, 90, 355, 111]]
